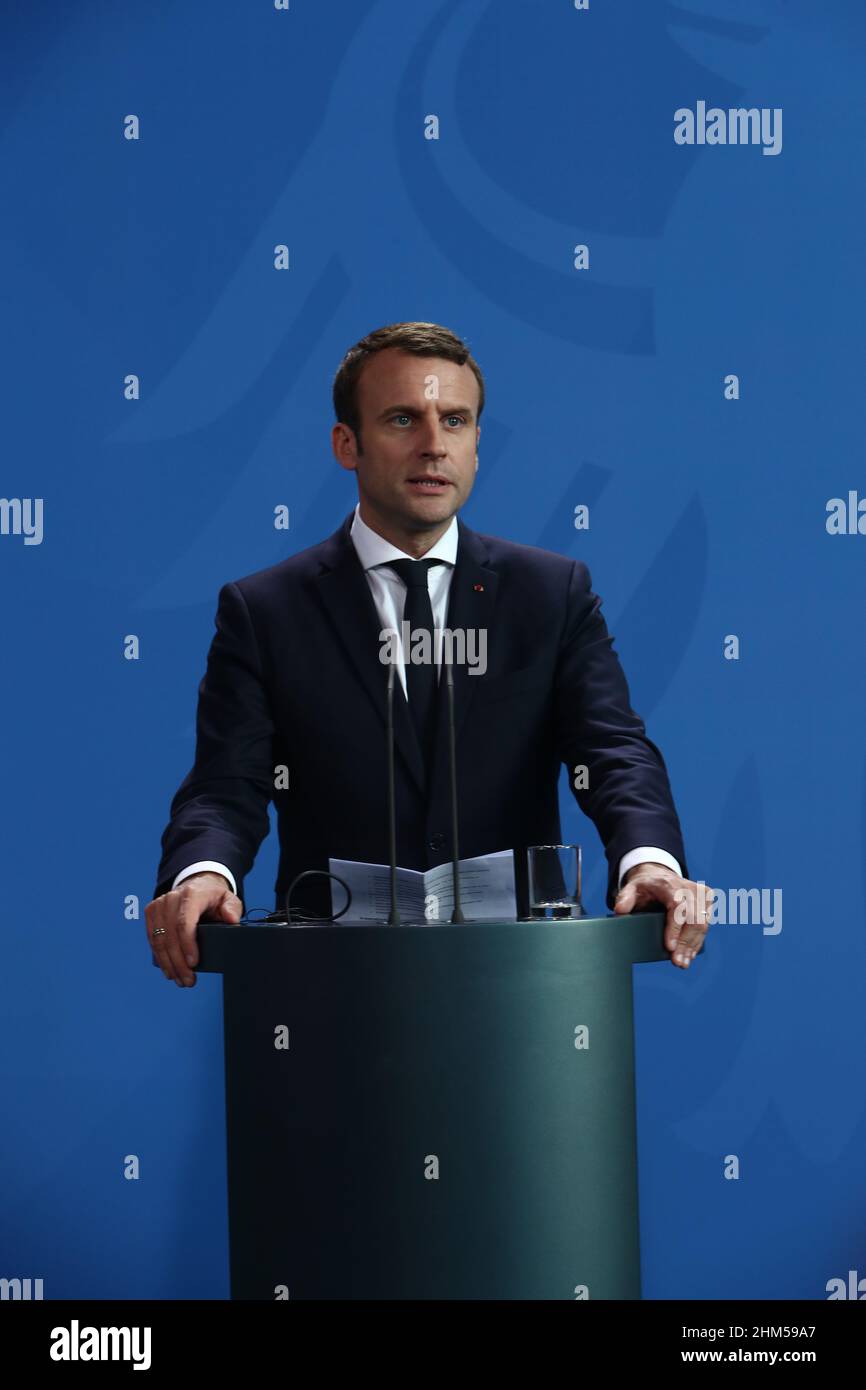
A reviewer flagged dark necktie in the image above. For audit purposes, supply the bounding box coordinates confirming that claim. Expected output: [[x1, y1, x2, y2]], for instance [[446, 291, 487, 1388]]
[[386, 557, 445, 761]]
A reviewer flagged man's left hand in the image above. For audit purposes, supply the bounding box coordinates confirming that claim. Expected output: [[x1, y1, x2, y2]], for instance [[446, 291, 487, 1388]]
[[613, 863, 713, 969]]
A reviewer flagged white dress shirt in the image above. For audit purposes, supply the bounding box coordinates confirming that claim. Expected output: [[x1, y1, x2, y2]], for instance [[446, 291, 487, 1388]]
[[172, 504, 681, 898]]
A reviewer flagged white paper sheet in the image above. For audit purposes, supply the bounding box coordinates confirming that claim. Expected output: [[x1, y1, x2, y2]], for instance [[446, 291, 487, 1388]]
[[327, 848, 517, 924]]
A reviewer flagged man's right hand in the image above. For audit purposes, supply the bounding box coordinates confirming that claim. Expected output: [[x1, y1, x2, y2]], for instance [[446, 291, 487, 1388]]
[[145, 872, 243, 988]]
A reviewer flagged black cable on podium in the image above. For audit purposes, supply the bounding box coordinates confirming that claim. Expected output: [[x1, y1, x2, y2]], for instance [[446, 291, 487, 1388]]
[[241, 869, 352, 925]]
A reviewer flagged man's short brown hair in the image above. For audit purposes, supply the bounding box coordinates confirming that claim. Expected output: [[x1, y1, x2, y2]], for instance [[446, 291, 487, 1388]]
[[332, 321, 485, 450]]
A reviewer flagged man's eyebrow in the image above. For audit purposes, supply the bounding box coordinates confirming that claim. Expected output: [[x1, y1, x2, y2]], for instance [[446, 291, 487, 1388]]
[[376, 403, 475, 420]]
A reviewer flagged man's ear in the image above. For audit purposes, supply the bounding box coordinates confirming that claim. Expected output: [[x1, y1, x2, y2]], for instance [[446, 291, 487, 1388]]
[[332, 422, 358, 472]]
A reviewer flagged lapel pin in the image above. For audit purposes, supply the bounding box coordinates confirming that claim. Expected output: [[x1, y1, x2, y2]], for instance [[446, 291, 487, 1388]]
[[473, 583, 484, 592]]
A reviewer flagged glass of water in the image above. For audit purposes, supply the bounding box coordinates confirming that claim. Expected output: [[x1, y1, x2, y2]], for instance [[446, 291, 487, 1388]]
[[527, 844, 584, 920]]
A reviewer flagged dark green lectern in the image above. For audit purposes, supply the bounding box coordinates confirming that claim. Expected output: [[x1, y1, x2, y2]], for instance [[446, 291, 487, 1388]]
[[196, 912, 670, 1300]]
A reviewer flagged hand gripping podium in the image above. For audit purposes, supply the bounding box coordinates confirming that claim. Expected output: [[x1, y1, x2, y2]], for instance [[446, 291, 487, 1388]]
[[196, 912, 669, 1300]]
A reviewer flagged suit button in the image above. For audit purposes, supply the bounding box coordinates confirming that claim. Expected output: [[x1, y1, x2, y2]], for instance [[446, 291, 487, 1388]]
[[428, 833, 446, 851]]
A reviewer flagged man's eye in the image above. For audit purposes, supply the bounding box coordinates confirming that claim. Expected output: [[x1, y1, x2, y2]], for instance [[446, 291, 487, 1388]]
[[445, 415, 465, 426], [391, 415, 411, 426]]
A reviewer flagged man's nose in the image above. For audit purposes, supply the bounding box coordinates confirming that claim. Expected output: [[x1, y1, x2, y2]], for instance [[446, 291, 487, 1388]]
[[416, 419, 448, 455]]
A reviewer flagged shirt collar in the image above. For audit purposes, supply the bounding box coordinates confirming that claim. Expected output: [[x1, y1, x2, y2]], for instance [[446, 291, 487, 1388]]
[[349, 501, 458, 571]]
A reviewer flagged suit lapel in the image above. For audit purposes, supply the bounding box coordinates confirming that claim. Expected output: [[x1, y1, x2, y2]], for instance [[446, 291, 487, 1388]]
[[428, 518, 498, 803], [314, 513, 426, 794]]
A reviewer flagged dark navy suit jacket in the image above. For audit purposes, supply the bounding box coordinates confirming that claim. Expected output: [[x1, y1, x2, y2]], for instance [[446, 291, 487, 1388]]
[[153, 511, 688, 916]]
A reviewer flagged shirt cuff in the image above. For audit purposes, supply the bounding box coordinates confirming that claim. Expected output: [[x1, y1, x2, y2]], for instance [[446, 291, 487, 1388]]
[[172, 861, 238, 897], [617, 847, 682, 893]]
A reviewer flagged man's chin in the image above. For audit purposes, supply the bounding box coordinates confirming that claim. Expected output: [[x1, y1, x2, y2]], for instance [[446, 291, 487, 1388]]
[[402, 498, 458, 528]]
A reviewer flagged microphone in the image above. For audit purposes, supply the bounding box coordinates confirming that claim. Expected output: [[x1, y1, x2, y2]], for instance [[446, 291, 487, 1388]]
[[386, 660, 401, 925], [385, 647, 463, 925], [444, 659, 465, 923]]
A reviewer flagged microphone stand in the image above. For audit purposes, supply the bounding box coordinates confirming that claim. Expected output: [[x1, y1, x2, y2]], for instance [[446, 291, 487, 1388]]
[[445, 660, 464, 923], [386, 661, 401, 925]]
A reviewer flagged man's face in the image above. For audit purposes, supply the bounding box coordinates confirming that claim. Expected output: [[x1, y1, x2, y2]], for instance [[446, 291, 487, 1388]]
[[333, 348, 481, 538]]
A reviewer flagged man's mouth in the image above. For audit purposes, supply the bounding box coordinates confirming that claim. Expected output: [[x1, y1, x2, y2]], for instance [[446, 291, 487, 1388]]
[[406, 475, 451, 493]]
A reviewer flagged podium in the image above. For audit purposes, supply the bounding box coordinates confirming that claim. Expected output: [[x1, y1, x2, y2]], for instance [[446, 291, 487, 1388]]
[[196, 912, 671, 1300]]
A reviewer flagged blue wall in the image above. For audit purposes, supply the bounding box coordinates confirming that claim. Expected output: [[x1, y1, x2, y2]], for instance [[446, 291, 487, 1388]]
[[2, 0, 864, 1300]]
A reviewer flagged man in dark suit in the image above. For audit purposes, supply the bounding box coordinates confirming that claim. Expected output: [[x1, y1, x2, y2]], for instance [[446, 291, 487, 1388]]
[[147, 322, 712, 987]]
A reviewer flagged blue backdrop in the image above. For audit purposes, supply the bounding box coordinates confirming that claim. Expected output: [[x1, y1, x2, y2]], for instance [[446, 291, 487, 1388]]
[[2, 0, 864, 1300]]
